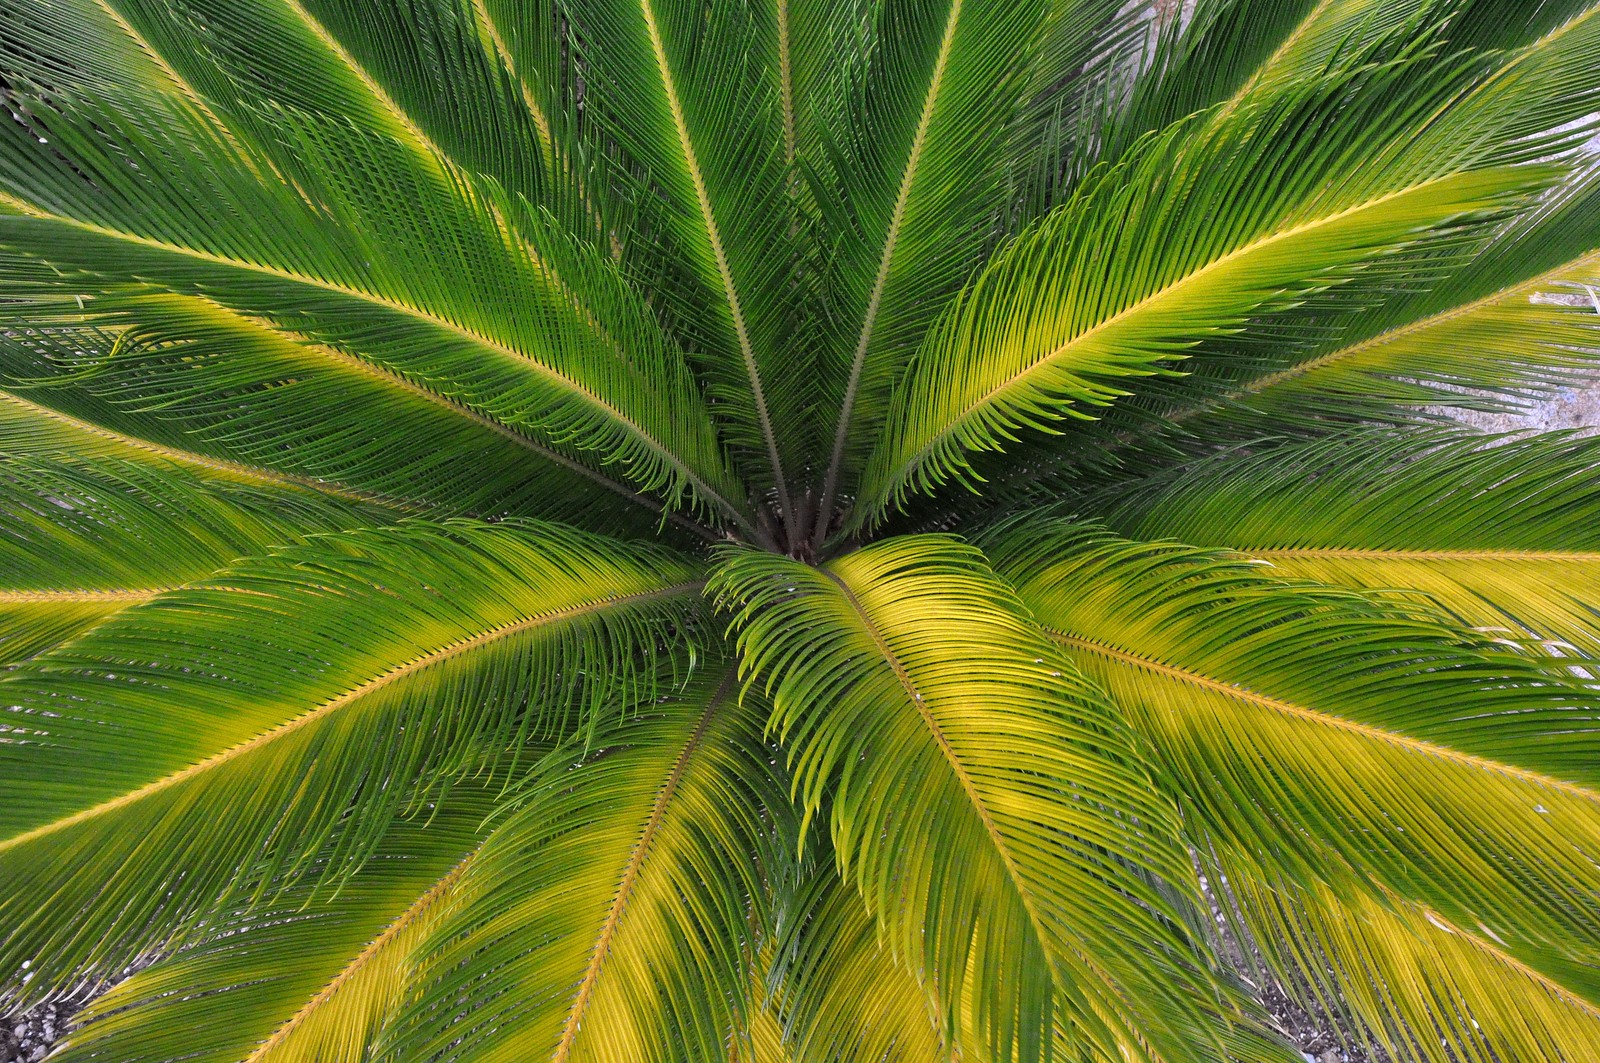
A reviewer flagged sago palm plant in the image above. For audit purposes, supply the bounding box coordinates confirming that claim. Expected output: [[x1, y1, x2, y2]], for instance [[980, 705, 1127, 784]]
[[2, 0, 1600, 1059]]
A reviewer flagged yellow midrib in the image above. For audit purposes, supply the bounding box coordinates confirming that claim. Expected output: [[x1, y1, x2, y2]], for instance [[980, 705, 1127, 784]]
[[638, 0, 791, 525], [92, 0, 270, 182], [1244, 546, 1600, 563], [551, 670, 736, 1063], [1214, 0, 1338, 117], [469, 0, 555, 161], [1223, 247, 1600, 402], [244, 845, 481, 1062], [776, 0, 796, 169], [818, 0, 963, 532], [205, 301, 712, 535], [0, 588, 166, 604], [820, 566, 1064, 994], [0, 387, 411, 513], [1391, 891, 1600, 1026]]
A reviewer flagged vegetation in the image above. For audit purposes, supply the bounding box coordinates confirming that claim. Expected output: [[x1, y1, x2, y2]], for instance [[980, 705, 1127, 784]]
[[1, 0, 1599, 1059]]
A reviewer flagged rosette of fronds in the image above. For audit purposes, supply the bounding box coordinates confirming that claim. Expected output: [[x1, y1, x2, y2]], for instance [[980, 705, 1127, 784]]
[[3, 1, 1600, 1060]]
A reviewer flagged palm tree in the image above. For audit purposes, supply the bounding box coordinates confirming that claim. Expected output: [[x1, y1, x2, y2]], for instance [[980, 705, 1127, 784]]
[[1, 0, 1599, 1059]]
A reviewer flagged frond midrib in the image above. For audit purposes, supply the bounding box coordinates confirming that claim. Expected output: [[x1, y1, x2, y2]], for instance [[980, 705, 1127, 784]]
[[221, 304, 718, 539], [819, 565, 1060, 970], [638, 0, 793, 531], [552, 668, 737, 1063], [869, 172, 1494, 512], [0, 588, 166, 603], [815, 0, 965, 540], [1213, 0, 1337, 117], [243, 844, 482, 1062], [0, 387, 416, 514], [1245, 547, 1600, 562], [1213, 247, 1600, 407], [1373, 881, 1600, 1024]]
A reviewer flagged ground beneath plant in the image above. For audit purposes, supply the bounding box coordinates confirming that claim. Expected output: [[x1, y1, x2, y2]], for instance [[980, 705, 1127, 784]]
[[1, 961, 145, 1063], [0, 956, 1380, 1063]]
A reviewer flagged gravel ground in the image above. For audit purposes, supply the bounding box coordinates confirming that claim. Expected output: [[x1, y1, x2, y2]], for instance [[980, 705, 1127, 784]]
[[3, 977, 115, 1063], [1200, 870, 1387, 1063], [3, 1001, 69, 1063]]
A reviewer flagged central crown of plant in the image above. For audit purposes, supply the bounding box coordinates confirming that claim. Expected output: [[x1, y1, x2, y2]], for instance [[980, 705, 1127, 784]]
[[2, 1, 1600, 1061]]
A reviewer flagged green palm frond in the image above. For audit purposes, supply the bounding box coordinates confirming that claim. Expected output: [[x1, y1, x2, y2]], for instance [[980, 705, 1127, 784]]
[[0, 12, 748, 526], [48, 787, 497, 1063], [0, 440, 385, 665], [382, 668, 781, 1062], [1100, 429, 1600, 658], [558, 0, 808, 523], [850, 49, 1554, 526], [711, 536, 1271, 1063], [1218, 853, 1600, 1063], [5, 1, 1600, 1058]]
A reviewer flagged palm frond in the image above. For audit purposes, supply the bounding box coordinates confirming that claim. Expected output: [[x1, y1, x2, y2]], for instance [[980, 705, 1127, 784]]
[[809, 0, 1060, 536], [0, 446, 385, 666], [382, 668, 783, 1063], [1099, 429, 1600, 660], [1213, 851, 1600, 1063], [990, 520, 1600, 1033], [0, 520, 701, 1002], [559, 0, 808, 527], [764, 830, 953, 1062], [1083, 6, 1600, 446], [710, 535, 1270, 1063], [0, 7, 748, 527], [1206, 165, 1600, 428], [850, 48, 1552, 528]]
